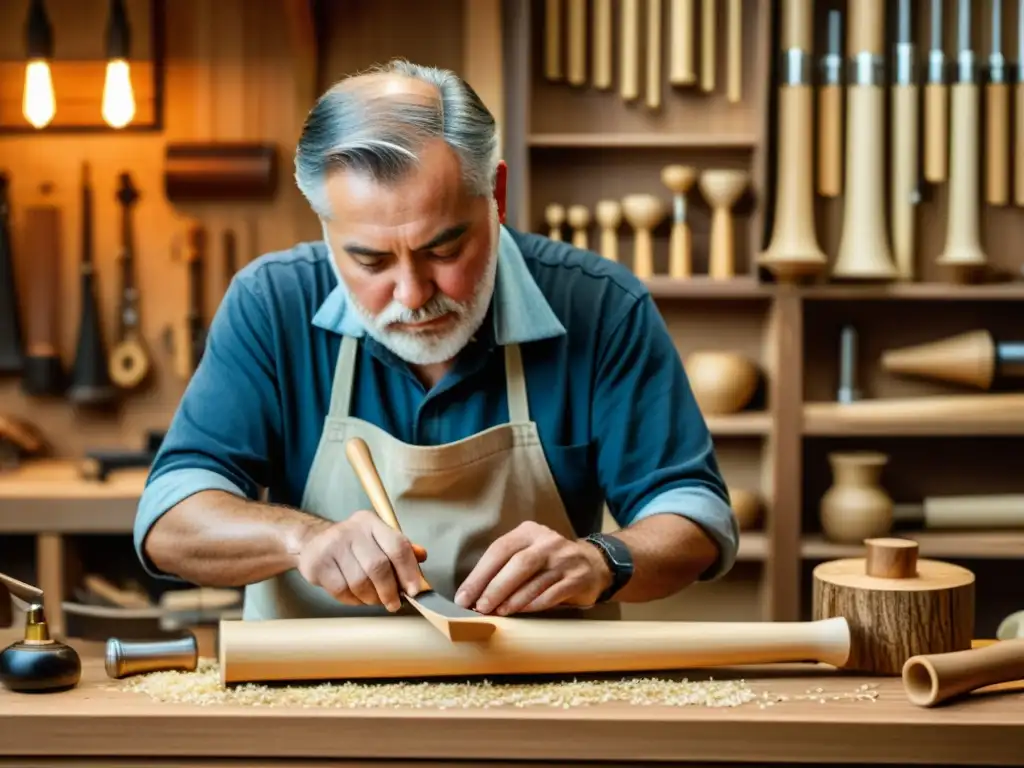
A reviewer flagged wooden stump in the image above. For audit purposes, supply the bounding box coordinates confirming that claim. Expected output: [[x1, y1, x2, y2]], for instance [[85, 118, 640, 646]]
[[812, 538, 975, 675]]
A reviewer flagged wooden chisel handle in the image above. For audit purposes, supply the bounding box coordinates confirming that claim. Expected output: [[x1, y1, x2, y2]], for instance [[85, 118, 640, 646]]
[[621, 0, 640, 100], [986, 81, 1009, 205], [593, 0, 613, 88], [344, 438, 428, 571], [22, 206, 60, 362], [700, 0, 715, 92], [923, 82, 948, 182], [646, 0, 662, 108], [818, 84, 843, 196], [726, 0, 741, 103], [545, 0, 563, 80], [1017, 82, 1024, 206], [891, 82, 919, 280], [669, 0, 695, 84], [567, 0, 586, 85]]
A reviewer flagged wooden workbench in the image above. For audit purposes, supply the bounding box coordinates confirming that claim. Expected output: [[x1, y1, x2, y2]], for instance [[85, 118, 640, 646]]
[[0, 639, 1021, 767]]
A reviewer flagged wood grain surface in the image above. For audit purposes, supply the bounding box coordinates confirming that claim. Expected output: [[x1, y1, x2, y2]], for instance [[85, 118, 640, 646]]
[[0, 648, 1020, 765]]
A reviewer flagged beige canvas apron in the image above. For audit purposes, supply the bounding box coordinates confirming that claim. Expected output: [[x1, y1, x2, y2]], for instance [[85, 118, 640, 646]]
[[243, 333, 620, 621]]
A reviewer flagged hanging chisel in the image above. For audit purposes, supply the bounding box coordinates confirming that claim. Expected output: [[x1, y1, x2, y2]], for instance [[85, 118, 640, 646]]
[[924, 0, 948, 183], [985, 0, 1009, 205]]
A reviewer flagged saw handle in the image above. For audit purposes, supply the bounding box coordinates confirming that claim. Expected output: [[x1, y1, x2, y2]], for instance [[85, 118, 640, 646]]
[[344, 438, 430, 589]]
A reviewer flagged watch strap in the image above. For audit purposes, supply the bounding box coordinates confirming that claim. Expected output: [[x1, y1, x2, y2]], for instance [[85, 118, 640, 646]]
[[585, 533, 633, 603]]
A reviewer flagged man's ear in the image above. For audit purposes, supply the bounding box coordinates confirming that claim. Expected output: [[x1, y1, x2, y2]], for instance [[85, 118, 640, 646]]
[[493, 161, 508, 224]]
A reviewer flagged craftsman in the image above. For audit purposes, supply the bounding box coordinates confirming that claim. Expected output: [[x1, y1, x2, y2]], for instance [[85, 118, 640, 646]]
[[134, 59, 738, 621]]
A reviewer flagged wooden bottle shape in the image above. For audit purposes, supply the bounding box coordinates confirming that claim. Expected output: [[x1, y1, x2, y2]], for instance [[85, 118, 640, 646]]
[[545, 204, 566, 241], [819, 452, 893, 543], [699, 170, 748, 280], [759, 0, 827, 282], [594, 200, 622, 262], [660, 165, 698, 278], [832, 0, 897, 280], [881, 330, 996, 389], [621, 194, 666, 279], [903, 638, 1024, 707], [567, 205, 590, 249]]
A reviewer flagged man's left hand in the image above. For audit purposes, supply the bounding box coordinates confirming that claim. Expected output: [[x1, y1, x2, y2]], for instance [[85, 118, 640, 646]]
[[454, 521, 613, 615]]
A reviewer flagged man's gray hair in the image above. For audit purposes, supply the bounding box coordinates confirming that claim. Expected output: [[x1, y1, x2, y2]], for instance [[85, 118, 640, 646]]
[[294, 59, 500, 218]]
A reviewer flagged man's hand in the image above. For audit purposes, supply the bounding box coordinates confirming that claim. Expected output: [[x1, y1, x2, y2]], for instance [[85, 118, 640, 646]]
[[453, 521, 612, 615], [295, 510, 426, 613]]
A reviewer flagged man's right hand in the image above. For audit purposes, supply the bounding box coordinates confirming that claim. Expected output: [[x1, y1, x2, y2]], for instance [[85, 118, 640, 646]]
[[294, 510, 427, 613]]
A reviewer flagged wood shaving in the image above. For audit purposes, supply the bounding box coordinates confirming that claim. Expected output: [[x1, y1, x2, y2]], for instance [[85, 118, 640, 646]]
[[109, 659, 880, 710]]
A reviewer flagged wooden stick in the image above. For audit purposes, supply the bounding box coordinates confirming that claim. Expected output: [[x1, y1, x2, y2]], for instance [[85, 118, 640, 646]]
[[700, 0, 716, 93], [218, 614, 853, 684], [984, 0, 1009, 205], [669, 0, 696, 84], [646, 0, 663, 108], [592, 0, 613, 88], [923, 0, 948, 183], [895, 494, 1024, 529], [817, 9, 843, 197], [621, 0, 640, 100], [726, 0, 741, 103], [545, 0, 563, 81], [567, 0, 586, 86], [890, 0, 919, 281]]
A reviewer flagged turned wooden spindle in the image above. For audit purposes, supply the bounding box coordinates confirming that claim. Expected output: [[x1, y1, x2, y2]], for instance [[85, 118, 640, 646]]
[[594, 200, 622, 262], [621, 0, 640, 101], [700, 0, 716, 93], [660, 165, 698, 279], [567, 204, 590, 249], [545, 0, 564, 81], [593, 0, 613, 88], [726, 0, 742, 103], [622, 194, 666, 279], [647, 0, 663, 109], [545, 204, 566, 241], [567, 0, 587, 86], [669, 0, 696, 85], [699, 170, 748, 280], [903, 639, 1024, 708]]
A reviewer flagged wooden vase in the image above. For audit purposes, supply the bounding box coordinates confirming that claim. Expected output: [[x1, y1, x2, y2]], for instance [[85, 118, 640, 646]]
[[683, 351, 759, 415], [819, 452, 893, 542]]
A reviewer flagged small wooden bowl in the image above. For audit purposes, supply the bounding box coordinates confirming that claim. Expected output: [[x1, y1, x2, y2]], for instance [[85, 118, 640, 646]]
[[730, 488, 761, 530], [684, 351, 759, 415]]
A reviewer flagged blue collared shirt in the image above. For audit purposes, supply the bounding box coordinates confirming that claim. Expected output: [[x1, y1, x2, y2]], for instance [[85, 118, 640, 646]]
[[134, 226, 739, 581]]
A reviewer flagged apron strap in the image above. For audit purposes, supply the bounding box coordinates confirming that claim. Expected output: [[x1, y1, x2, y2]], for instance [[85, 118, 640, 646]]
[[504, 343, 530, 422], [329, 334, 360, 417]]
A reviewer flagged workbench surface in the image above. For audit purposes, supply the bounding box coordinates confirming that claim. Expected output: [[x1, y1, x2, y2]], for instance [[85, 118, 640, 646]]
[[0, 653, 1021, 766]]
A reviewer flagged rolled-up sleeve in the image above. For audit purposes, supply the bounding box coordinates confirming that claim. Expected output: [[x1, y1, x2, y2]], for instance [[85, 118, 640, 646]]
[[592, 292, 738, 580], [134, 275, 283, 579]]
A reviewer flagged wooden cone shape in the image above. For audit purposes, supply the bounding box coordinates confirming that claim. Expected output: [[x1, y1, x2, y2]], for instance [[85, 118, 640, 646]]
[[881, 330, 995, 389]]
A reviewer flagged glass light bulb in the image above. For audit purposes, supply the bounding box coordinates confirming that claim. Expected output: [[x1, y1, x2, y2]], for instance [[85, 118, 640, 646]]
[[22, 58, 56, 129], [102, 58, 136, 129]]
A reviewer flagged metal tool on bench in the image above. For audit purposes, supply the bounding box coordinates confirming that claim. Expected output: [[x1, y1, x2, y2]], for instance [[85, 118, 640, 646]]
[[0, 571, 81, 693], [79, 429, 165, 481]]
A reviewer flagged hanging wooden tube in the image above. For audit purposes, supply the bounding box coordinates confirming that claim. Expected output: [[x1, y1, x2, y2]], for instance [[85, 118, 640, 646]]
[[621, 0, 640, 101], [592, 0, 613, 89], [646, 0, 663, 109], [890, 0, 920, 281], [669, 0, 696, 85], [817, 10, 843, 197], [545, 0, 564, 81], [700, 0, 716, 93], [567, 0, 587, 86], [923, 0, 949, 183], [984, 0, 1009, 205]]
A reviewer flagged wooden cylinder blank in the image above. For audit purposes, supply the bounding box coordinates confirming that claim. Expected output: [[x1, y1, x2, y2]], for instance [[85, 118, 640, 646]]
[[163, 143, 278, 202], [700, 0, 715, 93], [567, 0, 586, 86], [620, 0, 640, 100], [813, 539, 974, 675], [668, 0, 695, 84], [592, 0, 613, 88], [218, 615, 853, 684]]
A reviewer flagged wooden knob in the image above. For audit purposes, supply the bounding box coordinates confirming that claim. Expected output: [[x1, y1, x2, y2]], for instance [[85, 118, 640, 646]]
[[864, 537, 919, 579], [545, 204, 566, 241], [567, 204, 590, 249]]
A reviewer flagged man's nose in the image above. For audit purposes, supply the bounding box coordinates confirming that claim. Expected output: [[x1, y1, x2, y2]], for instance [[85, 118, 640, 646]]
[[393, 266, 434, 310]]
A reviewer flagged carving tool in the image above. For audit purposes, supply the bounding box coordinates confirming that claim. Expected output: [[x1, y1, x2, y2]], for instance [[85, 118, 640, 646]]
[[726, 0, 742, 102], [661, 165, 698, 278], [985, 0, 1009, 205], [893, 494, 1024, 530], [621, 0, 640, 100], [218, 614, 853, 684], [832, 0, 897, 280], [170, 226, 208, 380], [891, 0, 920, 280], [567, 204, 590, 249], [647, 0, 663, 108], [1017, 0, 1024, 206], [699, 170, 748, 280], [592, 0, 613, 88], [68, 163, 116, 406], [344, 437, 496, 643], [937, 0, 988, 279], [0, 174, 23, 375], [567, 0, 586, 86], [903, 639, 1024, 707], [20, 187, 65, 396], [881, 328, 1024, 389], [544, 204, 565, 240], [0, 571, 81, 692], [836, 325, 859, 403], [759, 0, 828, 282], [108, 172, 150, 390], [700, 0, 716, 92], [669, 0, 696, 85], [621, 194, 666, 278], [545, 0, 563, 80], [594, 200, 621, 262], [818, 9, 843, 197], [924, 0, 948, 183]]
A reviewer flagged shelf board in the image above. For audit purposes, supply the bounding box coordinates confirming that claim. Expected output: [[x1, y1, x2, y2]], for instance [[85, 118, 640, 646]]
[[803, 397, 1024, 436], [645, 276, 773, 299], [801, 531, 1024, 560], [735, 531, 767, 561], [528, 132, 759, 148], [706, 412, 772, 435], [801, 282, 1024, 301]]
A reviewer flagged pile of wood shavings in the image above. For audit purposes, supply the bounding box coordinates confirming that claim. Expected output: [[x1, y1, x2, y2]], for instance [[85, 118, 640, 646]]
[[110, 659, 880, 710]]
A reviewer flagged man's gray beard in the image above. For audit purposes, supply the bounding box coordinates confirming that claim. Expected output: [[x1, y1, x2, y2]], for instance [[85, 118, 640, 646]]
[[322, 212, 499, 366]]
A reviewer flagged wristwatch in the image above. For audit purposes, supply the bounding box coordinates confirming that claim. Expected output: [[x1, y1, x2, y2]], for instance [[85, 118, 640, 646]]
[[584, 532, 634, 603]]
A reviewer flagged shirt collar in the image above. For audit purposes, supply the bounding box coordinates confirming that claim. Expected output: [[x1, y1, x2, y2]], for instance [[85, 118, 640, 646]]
[[311, 224, 566, 345]]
